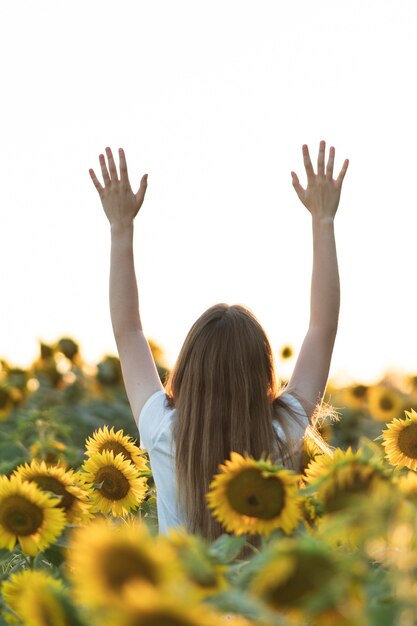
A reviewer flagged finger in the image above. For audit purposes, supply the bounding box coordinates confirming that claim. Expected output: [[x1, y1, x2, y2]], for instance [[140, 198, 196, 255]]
[[105, 146, 119, 182], [118, 148, 129, 186], [326, 146, 335, 179], [302, 144, 315, 181], [135, 173, 148, 204], [336, 159, 349, 186], [317, 140, 326, 176], [291, 171, 305, 199], [89, 168, 104, 195], [99, 154, 111, 186]]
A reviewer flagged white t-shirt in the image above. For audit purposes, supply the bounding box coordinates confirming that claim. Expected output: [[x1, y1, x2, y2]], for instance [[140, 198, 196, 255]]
[[138, 390, 309, 535]]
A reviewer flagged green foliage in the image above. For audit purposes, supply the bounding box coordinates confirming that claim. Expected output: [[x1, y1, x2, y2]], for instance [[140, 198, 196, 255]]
[[0, 336, 166, 472], [208, 534, 248, 564], [1, 338, 417, 624]]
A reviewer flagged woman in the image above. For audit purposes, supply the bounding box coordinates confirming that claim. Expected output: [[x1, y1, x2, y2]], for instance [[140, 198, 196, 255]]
[[89, 141, 349, 540]]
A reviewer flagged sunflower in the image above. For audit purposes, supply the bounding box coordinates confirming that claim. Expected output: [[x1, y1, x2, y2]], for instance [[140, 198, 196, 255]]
[[1, 569, 64, 625], [81, 450, 147, 516], [164, 528, 229, 597], [85, 425, 147, 471], [279, 345, 294, 360], [206, 452, 302, 537], [300, 495, 320, 531], [29, 439, 67, 467], [300, 437, 326, 475], [67, 519, 179, 607], [250, 538, 336, 611], [15, 582, 81, 626], [247, 535, 360, 622], [32, 352, 62, 387], [102, 581, 224, 626], [381, 409, 417, 470], [0, 475, 66, 555], [343, 384, 369, 410], [397, 471, 417, 500], [0, 386, 14, 420], [367, 384, 403, 422], [13, 460, 92, 525], [393, 472, 417, 522], [304, 448, 388, 515], [303, 450, 338, 483]]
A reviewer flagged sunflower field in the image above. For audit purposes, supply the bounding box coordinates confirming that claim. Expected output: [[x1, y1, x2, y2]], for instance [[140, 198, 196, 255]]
[[1, 338, 417, 626]]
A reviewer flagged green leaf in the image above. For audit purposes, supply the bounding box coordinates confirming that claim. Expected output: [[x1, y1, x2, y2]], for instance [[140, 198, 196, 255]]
[[42, 545, 66, 568], [0, 441, 24, 463], [0, 547, 12, 563], [366, 599, 400, 626], [204, 589, 281, 623], [358, 436, 385, 462], [208, 534, 248, 564]]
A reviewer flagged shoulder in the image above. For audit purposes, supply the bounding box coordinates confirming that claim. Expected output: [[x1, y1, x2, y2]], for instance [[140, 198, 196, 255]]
[[274, 392, 309, 439], [276, 392, 308, 420], [138, 390, 174, 452]]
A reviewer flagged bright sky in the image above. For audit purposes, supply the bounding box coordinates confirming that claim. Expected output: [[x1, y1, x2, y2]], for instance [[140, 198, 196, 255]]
[[1, 0, 416, 384]]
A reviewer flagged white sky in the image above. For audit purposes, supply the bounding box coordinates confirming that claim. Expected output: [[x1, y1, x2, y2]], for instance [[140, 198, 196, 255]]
[[1, 0, 416, 384]]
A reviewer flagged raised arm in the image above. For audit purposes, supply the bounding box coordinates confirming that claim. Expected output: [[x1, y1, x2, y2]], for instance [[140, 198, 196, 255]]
[[89, 147, 163, 423], [285, 141, 349, 422]]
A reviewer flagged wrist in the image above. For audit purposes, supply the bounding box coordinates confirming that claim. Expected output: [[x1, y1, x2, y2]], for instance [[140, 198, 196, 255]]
[[110, 221, 134, 235], [312, 215, 335, 227]]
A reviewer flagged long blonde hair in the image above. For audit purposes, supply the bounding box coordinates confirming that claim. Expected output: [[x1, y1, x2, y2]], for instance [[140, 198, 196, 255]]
[[165, 303, 306, 541]]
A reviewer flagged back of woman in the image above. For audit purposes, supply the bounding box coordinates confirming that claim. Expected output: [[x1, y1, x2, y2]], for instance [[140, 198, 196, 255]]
[[167, 304, 308, 539], [139, 304, 309, 539]]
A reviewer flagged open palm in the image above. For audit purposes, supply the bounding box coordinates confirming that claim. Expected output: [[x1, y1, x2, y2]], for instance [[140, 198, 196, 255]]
[[89, 147, 148, 226]]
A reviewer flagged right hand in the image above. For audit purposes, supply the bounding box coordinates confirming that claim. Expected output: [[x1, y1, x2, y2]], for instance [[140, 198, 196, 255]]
[[89, 147, 148, 227], [291, 140, 349, 222]]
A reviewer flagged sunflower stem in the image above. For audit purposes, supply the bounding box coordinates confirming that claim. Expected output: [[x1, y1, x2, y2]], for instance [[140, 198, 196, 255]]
[[26, 555, 34, 569], [16, 441, 30, 455], [243, 541, 260, 556]]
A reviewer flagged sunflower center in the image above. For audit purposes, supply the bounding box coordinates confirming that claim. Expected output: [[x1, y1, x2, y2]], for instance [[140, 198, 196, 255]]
[[281, 346, 293, 359], [380, 396, 394, 411], [99, 441, 132, 462], [96, 466, 130, 500], [398, 424, 417, 459], [263, 553, 336, 610], [0, 495, 44, 536], [100, 545, 159, 591], [225, 468, 285, 519], [352, 385, 367, 399], [43, 453, 61, 466], [31, 476, 75, 512]]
